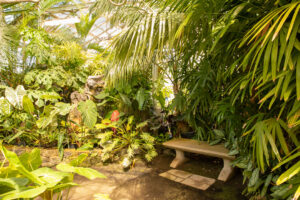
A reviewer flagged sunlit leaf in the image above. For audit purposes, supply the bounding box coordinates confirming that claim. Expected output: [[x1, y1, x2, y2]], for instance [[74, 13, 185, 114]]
[[22, 95, 35, 115], [78, 100, 98, 128], [56, 163, 106, 180]]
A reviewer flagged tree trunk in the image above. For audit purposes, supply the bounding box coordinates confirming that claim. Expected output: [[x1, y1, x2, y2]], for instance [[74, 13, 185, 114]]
[[152, 64, 161, 115], [172, 64, 180, 116]]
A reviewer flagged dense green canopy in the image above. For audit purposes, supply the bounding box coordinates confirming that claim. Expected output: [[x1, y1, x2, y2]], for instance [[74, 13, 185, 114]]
[[0, 0, 299, 199]]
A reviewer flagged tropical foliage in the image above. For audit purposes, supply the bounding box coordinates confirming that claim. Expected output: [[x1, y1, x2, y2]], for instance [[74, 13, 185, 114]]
[[0, 0, 300, 199], [96, 116, 157, 168], [91, 0, 300, 199], [0, 144, 105, 200]]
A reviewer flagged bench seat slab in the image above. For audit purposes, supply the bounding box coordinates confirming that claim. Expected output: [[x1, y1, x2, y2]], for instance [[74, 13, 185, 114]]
[[163, 138, 235, 160]]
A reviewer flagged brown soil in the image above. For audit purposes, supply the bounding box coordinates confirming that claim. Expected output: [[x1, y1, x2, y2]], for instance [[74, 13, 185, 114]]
[[68, 150, 246, 200]]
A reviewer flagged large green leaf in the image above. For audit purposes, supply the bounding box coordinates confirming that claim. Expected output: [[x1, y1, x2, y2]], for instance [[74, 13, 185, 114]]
[[0, 146, 44, 185], [22, 95, 35, 115], [78, 100, 98, 128], [5, 86, 26, 109], [19, 149, 42, 171], [31, 168, 70, 188], [56, 163, 106, 180], [2, 186, 47, 200]]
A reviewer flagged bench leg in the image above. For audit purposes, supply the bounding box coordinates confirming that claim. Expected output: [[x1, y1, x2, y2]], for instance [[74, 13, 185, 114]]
[[170, 150, 188, 168], [217, 158, 235, 182]]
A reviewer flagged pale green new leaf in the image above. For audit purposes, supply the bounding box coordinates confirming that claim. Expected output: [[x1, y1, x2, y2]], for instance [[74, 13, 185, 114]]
[[56, 163, 106, 180], [78, 100, 98, 128], [22, 95, 34, 115], [2, 186, 47, 200]]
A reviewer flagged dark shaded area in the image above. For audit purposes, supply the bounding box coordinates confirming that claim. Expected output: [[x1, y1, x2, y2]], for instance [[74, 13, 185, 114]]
[[110, 152, 246, 200]]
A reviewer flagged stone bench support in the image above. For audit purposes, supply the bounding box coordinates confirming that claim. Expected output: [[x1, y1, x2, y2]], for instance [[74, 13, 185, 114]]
[[217, 158, 235, 181], [163, 138, 235, 182], [170, 150, 189, 168]]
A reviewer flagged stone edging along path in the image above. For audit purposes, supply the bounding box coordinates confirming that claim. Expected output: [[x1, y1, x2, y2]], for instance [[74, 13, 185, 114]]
[[0, 145, 102, 167]]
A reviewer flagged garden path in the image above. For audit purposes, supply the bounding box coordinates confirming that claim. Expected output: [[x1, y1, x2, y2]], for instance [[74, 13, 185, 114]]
[[67, 152, 246, 200]]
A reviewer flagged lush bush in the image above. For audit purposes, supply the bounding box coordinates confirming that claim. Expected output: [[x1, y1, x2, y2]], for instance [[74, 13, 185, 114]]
[[96, 116, 157, 168], [0, 144, 105, 200], [1, 0, 299, 199]]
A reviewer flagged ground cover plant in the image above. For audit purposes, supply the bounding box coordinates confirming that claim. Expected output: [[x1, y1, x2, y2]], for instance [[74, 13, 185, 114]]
[[96, 116, 157, 168], [0, 144, 105, 200], [0, 0, 300, 199]]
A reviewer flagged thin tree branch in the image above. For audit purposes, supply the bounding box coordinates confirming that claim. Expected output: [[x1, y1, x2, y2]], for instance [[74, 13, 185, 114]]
[[0, 72, 13, 87]]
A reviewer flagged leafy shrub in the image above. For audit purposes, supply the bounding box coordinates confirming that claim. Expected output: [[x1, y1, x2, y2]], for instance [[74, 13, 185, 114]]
[[99, 72, 153, 121], [96, 116, 157, 168], [0, 85, 73, 151], [0, 144, 105, 200]]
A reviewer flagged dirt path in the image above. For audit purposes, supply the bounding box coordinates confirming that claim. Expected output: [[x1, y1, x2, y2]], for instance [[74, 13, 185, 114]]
[[67, 152, 246, 200]]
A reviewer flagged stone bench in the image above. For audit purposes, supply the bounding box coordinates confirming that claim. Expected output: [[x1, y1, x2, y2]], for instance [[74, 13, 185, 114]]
[[163, 138, 235, 182]]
